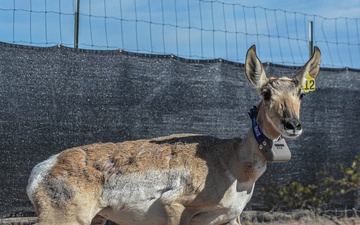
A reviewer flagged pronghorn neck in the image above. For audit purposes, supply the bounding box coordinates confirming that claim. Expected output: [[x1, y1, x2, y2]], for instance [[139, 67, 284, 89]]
[[228, 104, 284, 186], [227, 127, 267, 188], [225, 108, 268, 186], [255, 102, 282, 140]]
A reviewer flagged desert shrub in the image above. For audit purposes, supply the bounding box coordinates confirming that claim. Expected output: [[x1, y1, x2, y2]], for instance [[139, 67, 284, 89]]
[[261, 155, 360, 211]]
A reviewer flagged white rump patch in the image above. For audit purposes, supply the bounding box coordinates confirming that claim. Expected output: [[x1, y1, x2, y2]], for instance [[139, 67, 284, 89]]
[[26, 154, 58, 204]]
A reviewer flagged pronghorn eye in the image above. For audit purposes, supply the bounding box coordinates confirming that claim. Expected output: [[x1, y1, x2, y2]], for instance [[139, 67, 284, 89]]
[[262, 90, 271, 101]]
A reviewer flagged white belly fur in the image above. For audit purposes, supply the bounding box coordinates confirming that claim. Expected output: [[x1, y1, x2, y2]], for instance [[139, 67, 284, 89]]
[[99, 169, 188, 225]]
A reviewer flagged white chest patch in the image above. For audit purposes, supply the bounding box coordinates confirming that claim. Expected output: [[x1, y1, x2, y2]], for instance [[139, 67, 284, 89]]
[[203, 180, 254, 223]]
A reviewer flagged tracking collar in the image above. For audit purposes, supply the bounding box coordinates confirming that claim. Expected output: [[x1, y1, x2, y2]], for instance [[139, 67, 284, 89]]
[[248, 106, 273, 150], [248, 106, 291, 162]]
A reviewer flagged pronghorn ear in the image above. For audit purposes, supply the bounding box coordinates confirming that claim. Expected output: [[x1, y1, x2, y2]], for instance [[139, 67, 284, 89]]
[[245, 45, 268, 93], [294, 46, 321, 86]]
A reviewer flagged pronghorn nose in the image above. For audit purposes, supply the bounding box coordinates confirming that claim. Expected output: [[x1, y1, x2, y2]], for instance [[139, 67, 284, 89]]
[[284, 119, 302, 131]]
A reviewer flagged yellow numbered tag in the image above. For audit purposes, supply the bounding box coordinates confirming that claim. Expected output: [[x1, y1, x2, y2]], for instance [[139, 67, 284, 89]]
[[302, 73, 316, 93]]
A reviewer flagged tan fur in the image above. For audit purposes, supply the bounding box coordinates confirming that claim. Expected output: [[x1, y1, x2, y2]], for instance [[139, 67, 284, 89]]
[[27, 46, 321, 225]]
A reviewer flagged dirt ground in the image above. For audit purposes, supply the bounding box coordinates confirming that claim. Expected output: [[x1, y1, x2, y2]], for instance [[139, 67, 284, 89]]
[[241, 210, 360, 225], [246, 219, 360, 225], [0, 211, 359, 225]]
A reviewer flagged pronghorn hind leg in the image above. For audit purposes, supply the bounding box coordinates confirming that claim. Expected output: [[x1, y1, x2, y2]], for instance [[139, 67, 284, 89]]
[[219, 217, 241, 225], [165, 203, 193, 225], [35, 208, 99, 225], [90, 215, 107, 225], [32, 186, 102, 225], [164, 203, 184, 225], [225, 216, 241, 225]]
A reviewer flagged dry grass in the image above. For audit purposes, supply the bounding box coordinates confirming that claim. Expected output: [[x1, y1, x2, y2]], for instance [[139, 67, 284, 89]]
[[0, 211, 359, 225], [0, 217, 37, 225], [241, 210, 360, 225]]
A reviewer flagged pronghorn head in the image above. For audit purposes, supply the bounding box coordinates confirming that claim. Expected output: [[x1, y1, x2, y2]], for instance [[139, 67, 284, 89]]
[[245, 45, 321, 139]]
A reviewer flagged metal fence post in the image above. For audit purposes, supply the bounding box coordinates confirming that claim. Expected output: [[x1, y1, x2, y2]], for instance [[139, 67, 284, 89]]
[[74, 0, 80, 49], [309, 21, 313, 58], [357, 161, 360, 209]]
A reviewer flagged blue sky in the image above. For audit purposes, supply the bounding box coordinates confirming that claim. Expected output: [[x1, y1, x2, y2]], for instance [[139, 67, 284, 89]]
[[242, 0, 360, 18], [0, 0, 359, 68]]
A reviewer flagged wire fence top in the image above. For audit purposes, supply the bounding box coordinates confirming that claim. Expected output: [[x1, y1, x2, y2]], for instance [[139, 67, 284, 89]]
[[0, 0, 360, 69]]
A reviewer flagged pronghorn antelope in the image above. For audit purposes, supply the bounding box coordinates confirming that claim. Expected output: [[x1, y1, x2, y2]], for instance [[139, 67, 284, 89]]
[[27, 45, 321, 225]]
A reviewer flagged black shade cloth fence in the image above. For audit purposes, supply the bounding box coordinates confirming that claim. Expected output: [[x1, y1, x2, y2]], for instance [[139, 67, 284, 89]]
[[0, 42, 359, 217]]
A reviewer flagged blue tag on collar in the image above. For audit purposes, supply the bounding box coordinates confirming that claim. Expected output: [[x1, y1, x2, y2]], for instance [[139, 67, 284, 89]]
[[248, 106, 272, 149]]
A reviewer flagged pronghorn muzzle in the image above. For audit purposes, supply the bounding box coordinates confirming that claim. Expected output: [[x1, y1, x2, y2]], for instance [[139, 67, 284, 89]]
[[283, 118, 302, 137]]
